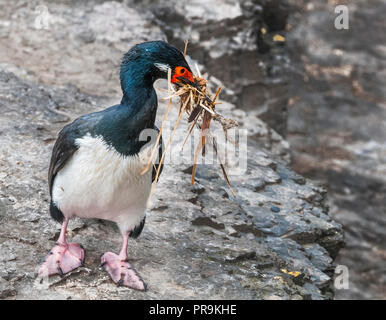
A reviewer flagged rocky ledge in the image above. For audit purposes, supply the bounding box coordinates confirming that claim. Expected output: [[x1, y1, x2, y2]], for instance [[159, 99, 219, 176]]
[[0, 65, 343, 299]]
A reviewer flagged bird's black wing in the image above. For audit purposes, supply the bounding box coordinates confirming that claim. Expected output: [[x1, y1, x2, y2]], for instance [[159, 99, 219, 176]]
[[48, 121, 83, 223], [152, 126, 164, 183], [48, 127, 77, 197]]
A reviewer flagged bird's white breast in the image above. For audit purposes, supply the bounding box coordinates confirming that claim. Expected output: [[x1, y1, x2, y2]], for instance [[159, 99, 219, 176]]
[[52, 135, 153, 232]]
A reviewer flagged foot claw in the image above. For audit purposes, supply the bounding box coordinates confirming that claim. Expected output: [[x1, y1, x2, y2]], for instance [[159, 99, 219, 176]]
[[36, 243, 85, 278], [57, 267, 64, 277], [101, 252, 147, 291]]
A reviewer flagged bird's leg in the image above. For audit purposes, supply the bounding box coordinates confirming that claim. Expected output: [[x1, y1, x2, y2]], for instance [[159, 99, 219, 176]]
[[101, 232, 147, 291], [36, 217, 84, 278]]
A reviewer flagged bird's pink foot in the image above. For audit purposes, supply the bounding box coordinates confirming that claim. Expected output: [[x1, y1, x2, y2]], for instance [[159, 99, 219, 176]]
[[101, 252, 146, 291], [36, 243, 84, 278]]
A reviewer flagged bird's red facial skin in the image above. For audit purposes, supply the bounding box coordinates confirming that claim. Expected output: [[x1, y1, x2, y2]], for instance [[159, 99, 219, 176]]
[[171, 66, 194, 84]]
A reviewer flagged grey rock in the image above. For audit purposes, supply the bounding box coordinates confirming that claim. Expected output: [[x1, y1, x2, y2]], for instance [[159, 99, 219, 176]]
[[0, 66, 342, 299], [135, 0, 291, 136], [287, 0, 386, 299], [0, 277, 17, 299]]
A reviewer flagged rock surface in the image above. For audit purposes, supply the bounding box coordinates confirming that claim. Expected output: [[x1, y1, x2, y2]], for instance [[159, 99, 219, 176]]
[[0, 0, 343, 299], [138, 0, 291, 136], [286, 0, 386, 299], [146, 0, 386, 299]]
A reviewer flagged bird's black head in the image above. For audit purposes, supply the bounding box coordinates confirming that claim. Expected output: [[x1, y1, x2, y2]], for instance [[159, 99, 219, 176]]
[[120, 41, 193, 95]]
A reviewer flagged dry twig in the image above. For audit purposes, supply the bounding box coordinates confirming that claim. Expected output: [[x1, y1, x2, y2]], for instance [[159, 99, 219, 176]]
[[144, 45, 239, 201]]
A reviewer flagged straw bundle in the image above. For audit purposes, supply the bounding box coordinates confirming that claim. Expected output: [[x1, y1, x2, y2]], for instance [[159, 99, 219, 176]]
[[142, 43, 239, 200]]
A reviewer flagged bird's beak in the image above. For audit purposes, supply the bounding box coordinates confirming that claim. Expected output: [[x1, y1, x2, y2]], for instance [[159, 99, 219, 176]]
[[171, 69, 195, 85]]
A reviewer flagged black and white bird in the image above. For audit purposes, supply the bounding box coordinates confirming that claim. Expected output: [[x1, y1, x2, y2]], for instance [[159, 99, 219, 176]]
[[36, 41, 194, 291]]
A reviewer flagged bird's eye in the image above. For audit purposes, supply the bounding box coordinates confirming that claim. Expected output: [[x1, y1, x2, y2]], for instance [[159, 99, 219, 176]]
[[175, 66, 186, 75]]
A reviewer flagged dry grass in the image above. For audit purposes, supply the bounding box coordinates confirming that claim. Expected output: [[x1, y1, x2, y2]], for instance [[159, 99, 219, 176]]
[[143, 43, 239, 201]]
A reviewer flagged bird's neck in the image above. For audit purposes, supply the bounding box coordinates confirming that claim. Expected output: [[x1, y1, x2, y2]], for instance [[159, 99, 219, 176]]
[[120, 64, 158, 128], [93, 63, 159, 156], [120, 79, 153, 106]]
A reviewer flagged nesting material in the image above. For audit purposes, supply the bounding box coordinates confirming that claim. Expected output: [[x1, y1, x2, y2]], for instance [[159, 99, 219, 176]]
[[142, 47, 239, 201]]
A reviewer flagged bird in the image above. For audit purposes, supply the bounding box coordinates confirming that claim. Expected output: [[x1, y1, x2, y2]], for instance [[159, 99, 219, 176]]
[[36, 41, 194, 291]]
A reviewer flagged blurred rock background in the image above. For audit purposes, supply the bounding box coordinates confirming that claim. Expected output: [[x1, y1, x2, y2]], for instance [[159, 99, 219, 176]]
[[287, 0, 386, 300], [0, 0, 384, 299]]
